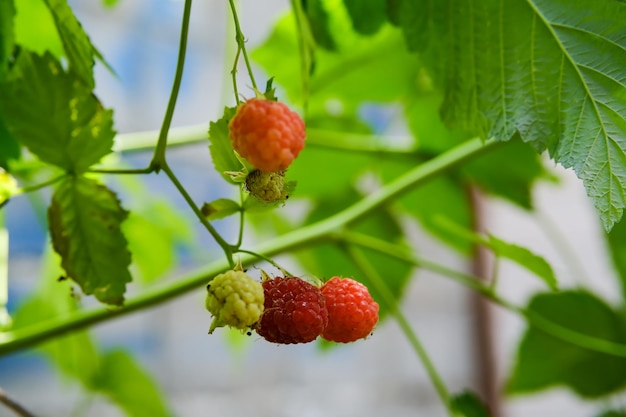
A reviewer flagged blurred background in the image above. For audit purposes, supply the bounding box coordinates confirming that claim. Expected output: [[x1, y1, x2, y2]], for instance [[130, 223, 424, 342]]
[[0, 1, 621, 416]]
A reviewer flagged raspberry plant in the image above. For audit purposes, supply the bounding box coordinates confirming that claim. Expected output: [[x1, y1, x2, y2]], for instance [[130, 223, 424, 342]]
[[2, 1, 626, 417]]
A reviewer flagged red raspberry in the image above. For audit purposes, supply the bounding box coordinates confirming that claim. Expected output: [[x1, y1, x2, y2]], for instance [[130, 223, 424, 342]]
[[321, 277, 379, 343], [229, 98, 305, 172], [256, 277, 328, 344]]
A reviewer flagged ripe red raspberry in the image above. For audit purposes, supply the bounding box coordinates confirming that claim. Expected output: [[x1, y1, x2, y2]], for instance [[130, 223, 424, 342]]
[[256, 277, 328, 344], [321, 277, 379, 343], [229, 98, 305, 172]]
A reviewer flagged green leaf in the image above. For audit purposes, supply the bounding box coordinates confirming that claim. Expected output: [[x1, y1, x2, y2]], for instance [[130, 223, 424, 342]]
[[438, 218, 558, 290], [0, 0, 15, 80], [208, 106, 245, 184], [0, 117, 20, 169], [487, 235, 558, 291], [14, 0, 64, 57], [0, 51, 114, 173], [302, 0, 337, 50], [93, 349, 173, 417], [507, 290, 626, 398], [201, 198, 241, 220], [394, 0, 626, 231], [450, 391, 492, 417], [48, 176, 132, 305], [44, 0, 97, 88], [342, 0, 387, 35]]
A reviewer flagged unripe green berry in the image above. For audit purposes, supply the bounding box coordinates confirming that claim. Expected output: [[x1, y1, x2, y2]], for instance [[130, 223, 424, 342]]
[[206, 270, 264, 333], [245, 169, 288, 203]]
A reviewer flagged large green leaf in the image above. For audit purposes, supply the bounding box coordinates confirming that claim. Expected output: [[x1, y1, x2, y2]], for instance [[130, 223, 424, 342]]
[[93, 350, 173, 417], [507, 290, 626, 398], [0, 117, 20, 169], [44, 0, 96, 88], [48, 176, 132, 305], [391, 0, 626, 231], [0, 51, 114, 173]]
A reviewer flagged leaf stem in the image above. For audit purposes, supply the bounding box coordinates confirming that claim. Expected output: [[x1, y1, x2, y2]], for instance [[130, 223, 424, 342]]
[[16, 174, 68, 195], [0, 137, 494, 355], [343, 244, 454, 416], [228, 0, 257, 97], [235, 248, 295, 277], [235, 186, 245, 249], [149, 0, 193, 171], [160, 163, 235, 268], [87, 167, 154, 175]]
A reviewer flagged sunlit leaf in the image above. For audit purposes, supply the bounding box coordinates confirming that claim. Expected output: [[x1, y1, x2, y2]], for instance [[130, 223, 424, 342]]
[[48, 176, 131, 305], [508, 290, 626, 398], [13, 0, 64, 57], [0, 51, 115, 173]]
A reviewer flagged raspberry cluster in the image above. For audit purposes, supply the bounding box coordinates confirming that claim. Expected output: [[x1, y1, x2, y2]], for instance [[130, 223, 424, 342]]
[[254, 275, 379, 344], [229, 98, 305, 173]]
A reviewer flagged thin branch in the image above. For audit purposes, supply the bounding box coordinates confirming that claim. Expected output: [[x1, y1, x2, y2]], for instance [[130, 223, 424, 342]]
[[0, 388, 38, 417], [0, 137, 495, 356], [150, 0, 193, 170]]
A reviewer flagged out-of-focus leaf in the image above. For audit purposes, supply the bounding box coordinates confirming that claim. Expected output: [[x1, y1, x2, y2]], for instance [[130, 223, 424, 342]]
[[44, 0, 96, 88], [0, 51, 115, 173], [14, 0, 64, 56], [0, 117, 21, 169], [595, 411, 626, 417], [48, 176, 131, 305], [342, 0, 386, 35], [93, 349, 173, 417], [438, 218, 557, 290], [201, 198, 241, 221], [450, 391, 492, 417], [0, 0, 15, 80], [302, 0, 336, 50], [508, 290, 626, 398]]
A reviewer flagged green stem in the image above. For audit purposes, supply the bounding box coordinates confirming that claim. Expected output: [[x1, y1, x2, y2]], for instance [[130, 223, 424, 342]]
[[16, 174, 67, 195], [88, 167, 153, 175], [235, 187, 245, 249], [235, 248, 295, 276], [0, 388, 37, 417], [161, 163, 234, 268], [228, 0, 258, 93], [150, 0, 193, 171], [338, 231, 626, 359], [0, 137, 493, 356], [343, 244, 454, 416], [289, 0, 313, 111]]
